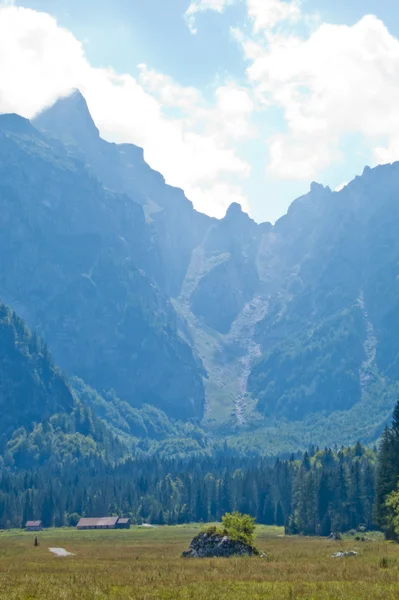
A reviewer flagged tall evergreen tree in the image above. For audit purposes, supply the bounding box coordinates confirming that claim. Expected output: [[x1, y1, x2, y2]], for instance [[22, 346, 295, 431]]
[[275, 501, 284, 527]]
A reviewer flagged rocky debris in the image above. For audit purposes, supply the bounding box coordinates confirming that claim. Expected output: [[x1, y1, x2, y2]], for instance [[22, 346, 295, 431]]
[[331, 551, 358, 558], [226, 296, 269, 427], [328, 532, 342, 540], [182, 533, 258, 558]]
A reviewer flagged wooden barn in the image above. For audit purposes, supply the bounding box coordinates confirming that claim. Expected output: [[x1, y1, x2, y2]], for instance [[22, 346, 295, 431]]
[[76, 517, 119, 530], [116, 518, 131, 529], [25, 520, 43, 532]]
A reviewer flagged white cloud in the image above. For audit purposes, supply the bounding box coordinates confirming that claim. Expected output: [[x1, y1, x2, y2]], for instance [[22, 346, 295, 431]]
[[237, 13, 399, 179], [374, 140, 399, 165], [137, 65, 201, 111], [185, 0, 237, 34], [246, 0, 300, 34], [0, 5, 253, 218], [4, 2, 399, 223], [185, 0, 300, 35], [190, 181, 250, 215]]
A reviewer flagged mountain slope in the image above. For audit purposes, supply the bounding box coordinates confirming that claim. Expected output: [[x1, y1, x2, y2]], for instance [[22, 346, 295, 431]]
[[34, 90, 213, 297], [188, 202, 263, 333], [0, 303, 123, 468], [5, 92, 399, 452], [0, 113, 205, 420], [248, 167, 399, 432]]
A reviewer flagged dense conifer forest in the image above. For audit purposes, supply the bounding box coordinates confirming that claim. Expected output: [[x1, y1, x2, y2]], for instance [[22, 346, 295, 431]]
[[0, 443, 377, 532]]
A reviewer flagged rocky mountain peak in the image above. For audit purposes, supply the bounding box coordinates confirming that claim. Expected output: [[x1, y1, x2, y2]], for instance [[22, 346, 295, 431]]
[[310, 181, 332, 194], [224, 202, 256, 227], [225, 202, 244, 216], [362, 165, 372, 176], [33, 88, 100, 144]]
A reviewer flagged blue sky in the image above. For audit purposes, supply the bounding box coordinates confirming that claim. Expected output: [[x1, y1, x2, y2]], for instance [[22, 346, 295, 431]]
[[1, 0, 399, 222]]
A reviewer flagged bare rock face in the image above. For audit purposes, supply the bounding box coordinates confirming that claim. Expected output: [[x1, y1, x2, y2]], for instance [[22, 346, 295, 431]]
[[182, 533, 257, 558]]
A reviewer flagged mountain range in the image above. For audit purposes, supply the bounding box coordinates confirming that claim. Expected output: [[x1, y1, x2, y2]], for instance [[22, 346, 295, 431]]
[[1, 89, 399, 458]]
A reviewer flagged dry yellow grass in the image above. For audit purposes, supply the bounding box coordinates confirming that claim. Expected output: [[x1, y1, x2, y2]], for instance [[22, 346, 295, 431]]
[[0, 525, 398, 599]]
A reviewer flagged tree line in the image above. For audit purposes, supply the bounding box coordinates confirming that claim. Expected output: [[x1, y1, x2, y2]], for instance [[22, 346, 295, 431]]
[[0, 444, 375, 533], [2, 399, 399, 536]]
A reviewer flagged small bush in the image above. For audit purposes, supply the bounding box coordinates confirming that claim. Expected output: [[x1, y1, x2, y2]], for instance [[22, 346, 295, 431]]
[[201, 513, 257, 547], [221, 512, 256, 546]]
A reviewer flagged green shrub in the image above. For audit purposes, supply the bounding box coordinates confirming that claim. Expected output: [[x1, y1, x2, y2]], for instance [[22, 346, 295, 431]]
[[384, 486, 399, 541], [221, 512, 256, 546]]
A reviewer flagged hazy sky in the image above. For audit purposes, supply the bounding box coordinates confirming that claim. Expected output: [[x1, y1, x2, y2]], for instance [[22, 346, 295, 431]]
[[1, 0, 399, 222]]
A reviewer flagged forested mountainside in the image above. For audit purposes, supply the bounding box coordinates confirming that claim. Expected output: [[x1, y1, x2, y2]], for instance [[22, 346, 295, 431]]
[[71, 377, 208, 456], [0, 111, 205, 421], [0, 303, 122, 468], [0, 90, 399, 453], [0, 292, 396, 542]]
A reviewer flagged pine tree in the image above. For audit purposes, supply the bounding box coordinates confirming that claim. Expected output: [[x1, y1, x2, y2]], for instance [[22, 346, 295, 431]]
[[375, 425, 399, 529], [194, 487, 207, 522], [275, 501, 284, 527], [336, 462, 349, 533], [41, 491, 54, 528], [219, 476, 231, 516], [317, 471, 331, 536], [21, 491, 33, 528]]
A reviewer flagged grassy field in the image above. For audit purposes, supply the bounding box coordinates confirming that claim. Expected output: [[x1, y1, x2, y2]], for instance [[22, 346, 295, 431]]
[[1, 524, 399, 599]]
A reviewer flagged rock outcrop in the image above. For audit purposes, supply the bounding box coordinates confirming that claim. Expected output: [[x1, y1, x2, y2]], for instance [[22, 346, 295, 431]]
[[182, 533, 257, 558], [331, 551, 358, 558]]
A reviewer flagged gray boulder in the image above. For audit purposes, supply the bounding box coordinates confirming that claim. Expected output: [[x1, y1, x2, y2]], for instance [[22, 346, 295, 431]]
[[182, 533, 257, 558]]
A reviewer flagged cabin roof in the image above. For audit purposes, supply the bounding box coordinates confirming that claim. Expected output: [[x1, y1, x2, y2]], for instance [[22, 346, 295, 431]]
[[77, 517, 119, 527]]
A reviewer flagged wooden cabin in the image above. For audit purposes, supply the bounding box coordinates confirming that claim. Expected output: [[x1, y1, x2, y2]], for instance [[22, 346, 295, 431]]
[[116, 518, 131, 529], [25, 520, 43, 531]]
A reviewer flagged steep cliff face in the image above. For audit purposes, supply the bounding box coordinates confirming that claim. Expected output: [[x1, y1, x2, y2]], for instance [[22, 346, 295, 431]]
[[0, 113, 205, 420], [189, 203, 263, 333], [249, 166, 399, 424], [34, 90, 212, 297]]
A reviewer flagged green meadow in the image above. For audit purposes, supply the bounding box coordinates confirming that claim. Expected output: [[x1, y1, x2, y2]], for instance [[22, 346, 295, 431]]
[[0, 525, 398, 599]]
